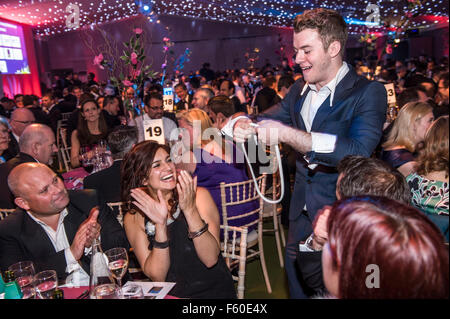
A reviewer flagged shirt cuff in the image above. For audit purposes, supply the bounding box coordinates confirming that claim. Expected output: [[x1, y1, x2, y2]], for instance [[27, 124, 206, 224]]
[[311, 132, 337, 153], [220, 115, 249, 138], [65, 248, 80, 274]]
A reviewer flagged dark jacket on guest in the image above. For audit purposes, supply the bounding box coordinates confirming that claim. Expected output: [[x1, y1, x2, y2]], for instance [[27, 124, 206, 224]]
[[0, 190, 130, 281], [0, 152, 37, 209]]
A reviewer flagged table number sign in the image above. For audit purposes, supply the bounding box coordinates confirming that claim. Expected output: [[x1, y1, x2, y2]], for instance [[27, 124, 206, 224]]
[[143, 118, 165, 144], [163, 87, 174, 112], [384, 83, 397, 105]]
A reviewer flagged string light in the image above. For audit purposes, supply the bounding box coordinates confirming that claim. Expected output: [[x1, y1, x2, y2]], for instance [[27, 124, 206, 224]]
[[0, 0, 448, 37]]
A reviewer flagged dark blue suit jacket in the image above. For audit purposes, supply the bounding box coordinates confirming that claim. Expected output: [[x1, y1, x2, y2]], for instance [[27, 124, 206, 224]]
[[262, 64, 387, 221]]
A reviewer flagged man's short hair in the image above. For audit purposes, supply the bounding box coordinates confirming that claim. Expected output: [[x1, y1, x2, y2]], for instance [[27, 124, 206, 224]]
[[220, 79, 235, 94], [107, 125, 138, 158], [397, 87, 421, 109], [196, 88, 214, 100], [293, 8, 348, 57], [263, 76, 277, 88], [22, 95, 35, 107], [336, 155, 411, 204], [277, 75, 295, 91], [174, 83, 187, 91], [143, 92, 163, 107], [103, 95, 118, 107], [208, 95, 235, 118]]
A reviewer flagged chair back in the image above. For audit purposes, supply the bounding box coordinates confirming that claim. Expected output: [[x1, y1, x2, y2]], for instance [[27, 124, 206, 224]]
[[107, 201, 126, 226], [220, 225, 248, 299], [219, 174, 266, 242], [0, 208, 16, 221]]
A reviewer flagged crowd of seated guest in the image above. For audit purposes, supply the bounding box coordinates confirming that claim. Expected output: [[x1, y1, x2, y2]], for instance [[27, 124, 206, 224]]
[[0, 54, 448, 299]]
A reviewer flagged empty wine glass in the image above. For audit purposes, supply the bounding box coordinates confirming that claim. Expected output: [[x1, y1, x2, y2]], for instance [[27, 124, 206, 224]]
[[8, 261, 36, 299], [34, 270, 57, 299], [105, 248, 129, 289]]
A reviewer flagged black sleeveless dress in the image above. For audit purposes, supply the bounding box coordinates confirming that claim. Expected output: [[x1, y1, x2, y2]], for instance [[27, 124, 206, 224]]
[[145, 213, 237, 299]]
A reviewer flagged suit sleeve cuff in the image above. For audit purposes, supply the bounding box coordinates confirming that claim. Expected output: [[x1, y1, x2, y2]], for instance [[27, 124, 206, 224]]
[[311, 132, 337, 153]]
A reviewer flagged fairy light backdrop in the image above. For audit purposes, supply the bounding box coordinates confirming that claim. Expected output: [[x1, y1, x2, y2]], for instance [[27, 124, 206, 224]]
[[0, 0, 448, 38]]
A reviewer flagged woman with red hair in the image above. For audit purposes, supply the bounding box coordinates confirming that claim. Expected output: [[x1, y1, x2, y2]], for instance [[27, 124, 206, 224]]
[[322, 196, 449, 299]]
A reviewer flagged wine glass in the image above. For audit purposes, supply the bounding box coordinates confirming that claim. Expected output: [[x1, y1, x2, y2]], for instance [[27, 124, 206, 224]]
[[105, 248, 129, 289], [34, 270, 57, 299], [92, 283, 122, 299], [8, 261, 36, 299]]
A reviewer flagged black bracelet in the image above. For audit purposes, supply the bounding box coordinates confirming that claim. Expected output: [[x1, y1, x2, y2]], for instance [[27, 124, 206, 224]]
[[188, 220, 209, 240], [148, 235, 169, 250]]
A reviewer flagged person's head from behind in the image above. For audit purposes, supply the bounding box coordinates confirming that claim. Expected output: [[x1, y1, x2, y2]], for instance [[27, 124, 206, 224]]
[[396, 87, 428, 109], [263, 76, 277, 90], [336, 155, 411, 204], [416, 115, 449, 178], [22, 95, 35, 108], [0, 116, 11, 153], [121, 141, 176, 203], [322, 196, 449, 299], [10, 108, 35, 137], [107, 125, 138, 160], [207, 95, 235, 129], [103, 95, 120, 116], [219, 80, 235, 97], [192, 88, 214, 111], [177, 108, 217, 149], [19, 124, 57, 165], [293, 8, 347, 87], [277, 75, 295, 97], [382, 101, 434, 152], [8, 163, 69, 217], [144, 92, 164, 119]]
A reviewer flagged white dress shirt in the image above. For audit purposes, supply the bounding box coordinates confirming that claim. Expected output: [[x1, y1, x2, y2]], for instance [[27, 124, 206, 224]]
[[300, 62, 349, 154], [130, 114, 178, 143], [26, 209, 90, 286]]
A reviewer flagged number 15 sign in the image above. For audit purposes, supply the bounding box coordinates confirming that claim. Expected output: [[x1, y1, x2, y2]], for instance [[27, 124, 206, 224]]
[[143, 119, 165, 145]]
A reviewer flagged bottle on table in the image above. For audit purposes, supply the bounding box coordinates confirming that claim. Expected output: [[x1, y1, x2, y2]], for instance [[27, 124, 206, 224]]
[[3, 270, 23, 299], [89, 238, 116, 299]]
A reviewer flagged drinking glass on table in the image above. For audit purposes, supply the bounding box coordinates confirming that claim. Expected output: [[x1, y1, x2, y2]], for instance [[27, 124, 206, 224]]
[[8, 261, 36, 299], [34, 270, 57, 299], [105, 247, 129, 289], [92, 283, 122, 299]]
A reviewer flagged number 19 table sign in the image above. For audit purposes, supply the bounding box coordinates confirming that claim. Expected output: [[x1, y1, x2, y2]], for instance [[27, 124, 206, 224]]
[[143, 119, 165, 145]]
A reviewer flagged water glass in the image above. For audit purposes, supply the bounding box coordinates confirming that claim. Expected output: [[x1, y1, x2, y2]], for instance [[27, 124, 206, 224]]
[[92, 283, 122, 299], [8, 261, 36, 299], [34, 270, 58, 299]]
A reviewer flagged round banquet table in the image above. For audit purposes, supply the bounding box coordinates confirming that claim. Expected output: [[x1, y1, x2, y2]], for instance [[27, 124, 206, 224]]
[[61, 286, 178, 299]]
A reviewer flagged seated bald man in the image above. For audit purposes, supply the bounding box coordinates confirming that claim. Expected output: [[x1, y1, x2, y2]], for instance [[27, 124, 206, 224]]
[[0, 163, 130, 285], [0, 124, 57, 208]]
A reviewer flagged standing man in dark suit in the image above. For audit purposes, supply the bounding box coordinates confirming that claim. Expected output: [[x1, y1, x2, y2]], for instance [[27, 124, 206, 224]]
[[0, 124, 57, 208], [0, 162, 129, 284], [174, 83, 193, 112], [254, 76, 279, 113], [41, 92, 62, 135], [220, 79, 247, 114], [233, 8, 387, 298], [84, 125, 138, 206]]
